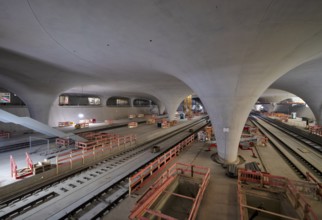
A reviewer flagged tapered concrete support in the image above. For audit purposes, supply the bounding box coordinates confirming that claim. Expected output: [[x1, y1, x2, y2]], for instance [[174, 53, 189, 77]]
[[316, 104, 322, 125], [203, 97, 257, 163], [165, 103, 179, 121], [158, 103, 166, 115], [24, 93, 56, 124], [157, 93, 191, 121]]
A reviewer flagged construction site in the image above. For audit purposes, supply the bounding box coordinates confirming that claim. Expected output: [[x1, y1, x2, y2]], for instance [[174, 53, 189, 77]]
[[1, 1, 322, 219]]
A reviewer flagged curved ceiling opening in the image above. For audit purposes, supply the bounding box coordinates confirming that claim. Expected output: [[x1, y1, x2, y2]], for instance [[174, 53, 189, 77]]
[[256, 88, 315, 123]]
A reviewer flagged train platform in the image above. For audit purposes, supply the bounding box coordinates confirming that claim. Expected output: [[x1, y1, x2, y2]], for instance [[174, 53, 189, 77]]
[[0, 116, 163, 148], [0, 116, 196, 188]]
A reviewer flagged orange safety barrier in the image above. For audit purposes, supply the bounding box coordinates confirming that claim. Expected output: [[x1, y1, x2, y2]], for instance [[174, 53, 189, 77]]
[[306, 172, 322, 198], [79, 119, 90, 123], [55, 137, 71, 147], [129, 135, 195, 194], [161, 120, 169, 128], [237, 169, 318, 220], [58, 121, 72, 127], [129, 162, 210, 220], [128, 122, 138, 128], [10, 155, 17, 178], [146, 118, 156, 124], [308, 125, 322, 136], [10, 152, 33, 179], [75, 132, 124, 150], [0, 130, 10, 138], [56, 133, 137, 174], [104, 119, 113, 124]]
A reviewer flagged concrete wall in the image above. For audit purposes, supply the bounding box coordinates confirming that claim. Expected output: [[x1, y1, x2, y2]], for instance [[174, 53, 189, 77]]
[[0, 99, 159, 131], [48, 98, 157, 127]]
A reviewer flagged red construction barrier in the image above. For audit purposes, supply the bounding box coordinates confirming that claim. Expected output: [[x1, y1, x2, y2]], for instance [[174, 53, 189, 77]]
[[56, 133, 137, 174], [129, 135, 194, 195], [58, 121, 72, 127], [10, 155, 17, 178], [129, 162, 210, 220], [56, 137, 71, 147], [0, 130, 10, 139], [10, 152, 33, 179], [238, 169, 318, 220]]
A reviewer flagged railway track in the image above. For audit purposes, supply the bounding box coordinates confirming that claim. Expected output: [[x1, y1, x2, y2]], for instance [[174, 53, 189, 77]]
[[250, 115, 322, 182], [0, 117, 208, 220], [257, 114, 322, 154]]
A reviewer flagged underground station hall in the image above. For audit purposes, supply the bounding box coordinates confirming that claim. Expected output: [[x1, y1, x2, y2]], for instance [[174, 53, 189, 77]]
[[0, 1, 322, 220]]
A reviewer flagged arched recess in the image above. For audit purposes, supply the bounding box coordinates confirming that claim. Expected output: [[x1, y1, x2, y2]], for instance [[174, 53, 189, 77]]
[[257, 88, 315, 122], [270, 56, 322, 125], [48, 86, 166, 126], [176, 95, 206, 115]]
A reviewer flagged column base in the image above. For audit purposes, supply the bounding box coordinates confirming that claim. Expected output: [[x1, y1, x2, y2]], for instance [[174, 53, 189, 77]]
[[211, 153, 244, 165]]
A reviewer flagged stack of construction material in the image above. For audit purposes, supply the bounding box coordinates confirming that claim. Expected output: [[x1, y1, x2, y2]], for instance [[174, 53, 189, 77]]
[[0, 130, 10, 138], [55, 137, 71, 147], [128, 122, 138, 128], [169, 120, 177, 126], [161, 120, 169, 128], [226, 164, 238, 178], [74, 123, 89, 129], [146, 118, 156, 124], [79, 119, 90, 123], [104, 119, 113, 124], [75, 132, 136, 150], [308, 125, 322, 136], [245, 162, 261, 172], [58, 121, 73, 127], [33, 160, 52, 174]]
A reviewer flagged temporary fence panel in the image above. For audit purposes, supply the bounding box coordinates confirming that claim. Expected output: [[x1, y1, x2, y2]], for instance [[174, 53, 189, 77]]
[[237, 169, 318, 220], [10, 152, 34, 179], [56, 133, 136, 175], [129, 135, 195, 194], [129, 162, 210, 220]]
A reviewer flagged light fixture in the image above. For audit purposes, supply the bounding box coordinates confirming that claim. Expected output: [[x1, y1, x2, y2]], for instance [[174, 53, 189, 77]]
[[78, 113, 84, 118]]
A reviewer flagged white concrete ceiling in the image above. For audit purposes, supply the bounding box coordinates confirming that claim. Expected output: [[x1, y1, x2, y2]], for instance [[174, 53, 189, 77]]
[[1, 0, 322, 162]]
